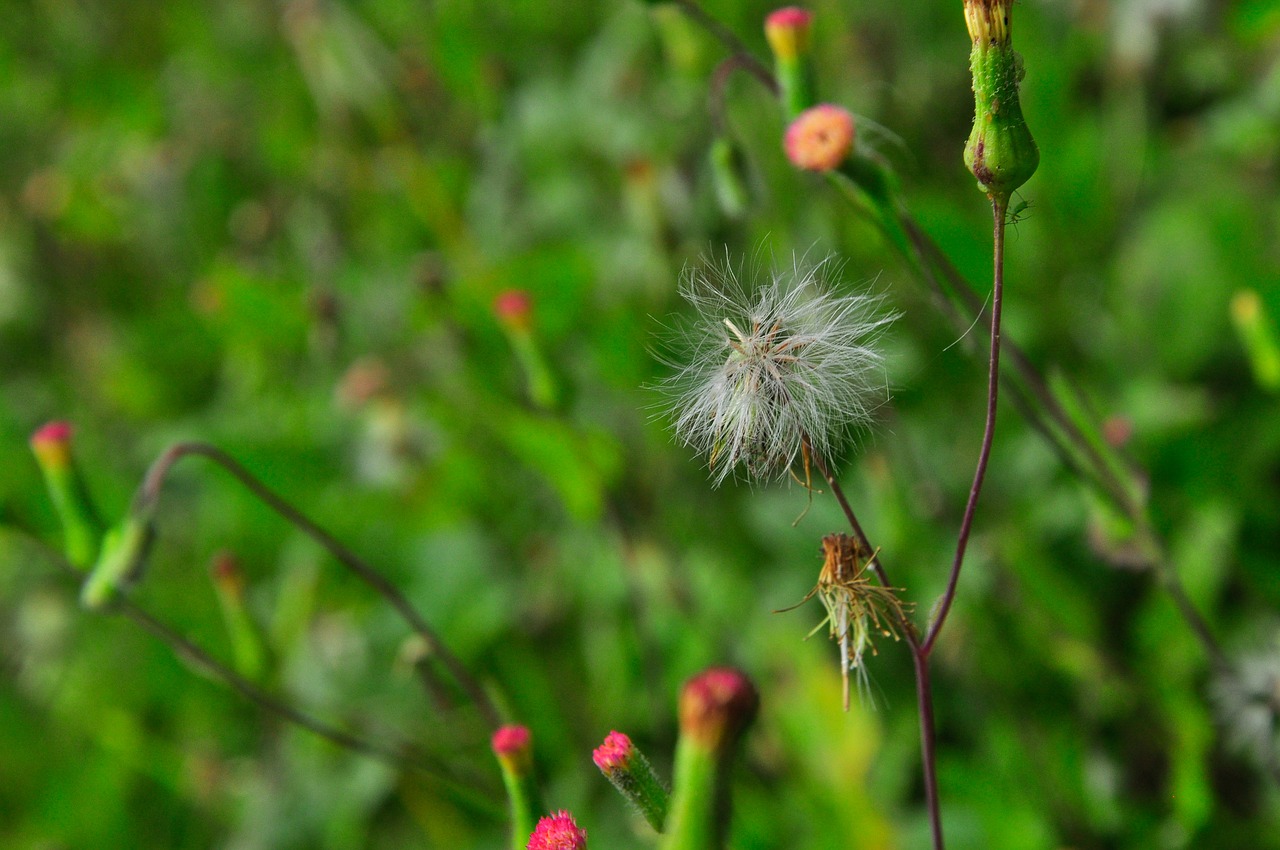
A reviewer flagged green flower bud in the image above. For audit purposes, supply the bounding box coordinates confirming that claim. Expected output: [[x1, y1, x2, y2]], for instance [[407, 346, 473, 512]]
[[1231, 290, 1280, 392], [661, 668, 758, 850], [709, 136, 750, 220], [494, 291, 559, 411], [594, 730, 669, 832], [211, 552, 270, 681], [80, 513, 155, 611], [962, 0, 1038, 200], [29, 422, 104, 569]]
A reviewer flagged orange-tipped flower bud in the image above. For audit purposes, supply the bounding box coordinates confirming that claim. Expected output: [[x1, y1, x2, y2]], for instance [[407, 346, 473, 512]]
[[784, 104, 855, 172], [211, 550, 246, 599], [764, 7, 813, 62], [678, 667, 759, 753], [765, 7, 817, 118], [527, 810, 587, 850]]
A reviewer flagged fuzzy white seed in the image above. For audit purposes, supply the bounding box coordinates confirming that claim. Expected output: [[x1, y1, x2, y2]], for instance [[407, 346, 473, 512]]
[[656, 255, 894, 486]]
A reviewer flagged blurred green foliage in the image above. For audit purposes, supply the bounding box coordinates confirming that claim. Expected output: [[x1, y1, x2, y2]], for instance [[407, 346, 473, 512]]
[[2, 0, 1279, 847]]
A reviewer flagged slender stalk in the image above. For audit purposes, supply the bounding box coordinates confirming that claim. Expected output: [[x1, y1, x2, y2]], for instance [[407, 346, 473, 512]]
[[899, 213, 1139, 518], [138, 442, 502, 730], [669, 0, 777, 92], [121, 599, 468, 783], [911, 648, 944, 850], [924, 197, 1007, 656], [805, 440, 943, 845], [1160, 564, 1231, 672], [19, 531, 497, 804], [803, 438, 878, 584], [709, 53, 780, 134]]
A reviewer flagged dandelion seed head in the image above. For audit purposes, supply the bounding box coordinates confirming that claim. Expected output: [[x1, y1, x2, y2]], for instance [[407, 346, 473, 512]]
[[1211, 641, 1280, 771], [657, 254, 894, 486]]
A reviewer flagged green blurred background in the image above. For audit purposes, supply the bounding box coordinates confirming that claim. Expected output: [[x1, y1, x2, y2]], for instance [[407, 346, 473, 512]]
[[2, 0, 1280, 847]]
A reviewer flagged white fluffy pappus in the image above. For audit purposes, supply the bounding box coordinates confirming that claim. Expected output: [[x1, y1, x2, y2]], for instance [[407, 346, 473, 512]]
[[656, 255, 895, 486]]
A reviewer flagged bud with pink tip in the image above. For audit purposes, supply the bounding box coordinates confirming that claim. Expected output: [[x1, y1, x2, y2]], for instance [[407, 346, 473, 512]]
[[661, 668, 759, 850], [29, 421, 104, 569], [764, 7, 816, 118], [493, 290, 558, 410], [593, 730, 668, 832], [493, 724, 544, 850], [211, 552, 269, 680]]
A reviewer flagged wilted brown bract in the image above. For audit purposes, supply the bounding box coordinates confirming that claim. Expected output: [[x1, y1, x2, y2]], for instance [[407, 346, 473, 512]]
[[809, 534, 913, 711]]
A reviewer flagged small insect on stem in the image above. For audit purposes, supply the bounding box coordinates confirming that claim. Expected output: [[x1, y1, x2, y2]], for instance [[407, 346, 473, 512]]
[[1005, 193, 1033, 238], [776, 533, 913, 711]]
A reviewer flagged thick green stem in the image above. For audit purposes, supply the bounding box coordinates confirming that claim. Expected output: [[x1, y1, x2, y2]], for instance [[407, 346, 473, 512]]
[[661, 739, 723, 850]]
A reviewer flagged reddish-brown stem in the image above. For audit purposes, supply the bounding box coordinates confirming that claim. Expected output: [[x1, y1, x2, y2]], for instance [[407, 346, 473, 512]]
[[912, 648, 944, 850], [924, 198, 1006, 656], [670, 0, 777, 92], [804, 440, 941, 841]]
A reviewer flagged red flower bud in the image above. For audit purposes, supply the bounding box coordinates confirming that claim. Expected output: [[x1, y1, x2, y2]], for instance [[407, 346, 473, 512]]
[[488, 721, 529, 757]]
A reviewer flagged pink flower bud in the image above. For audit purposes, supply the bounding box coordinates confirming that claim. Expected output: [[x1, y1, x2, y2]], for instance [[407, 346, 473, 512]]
[[764, 7, 813, 61], [492, 724, 533, 759], [494, 289, 534, 331], [784, 105, 855, 172], [30, 421, 74, 469], [591, 731, 634, 774], [527, 810, 587, 850]]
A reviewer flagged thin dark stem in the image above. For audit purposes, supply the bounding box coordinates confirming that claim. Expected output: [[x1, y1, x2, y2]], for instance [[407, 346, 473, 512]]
[[120, 599, 474, 784], [19, 532, 496, 804], [709, 54, 779, 134], [803, 439, 941, 842], [139, 442, 502, 730], [803, 437, 889, 592], [923, 198, 1007, 656], [670, 0, 778, 93], [912, 649, 944, 850], [899, 213, 1137, 520], [1160, 566, 1231, 672]]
